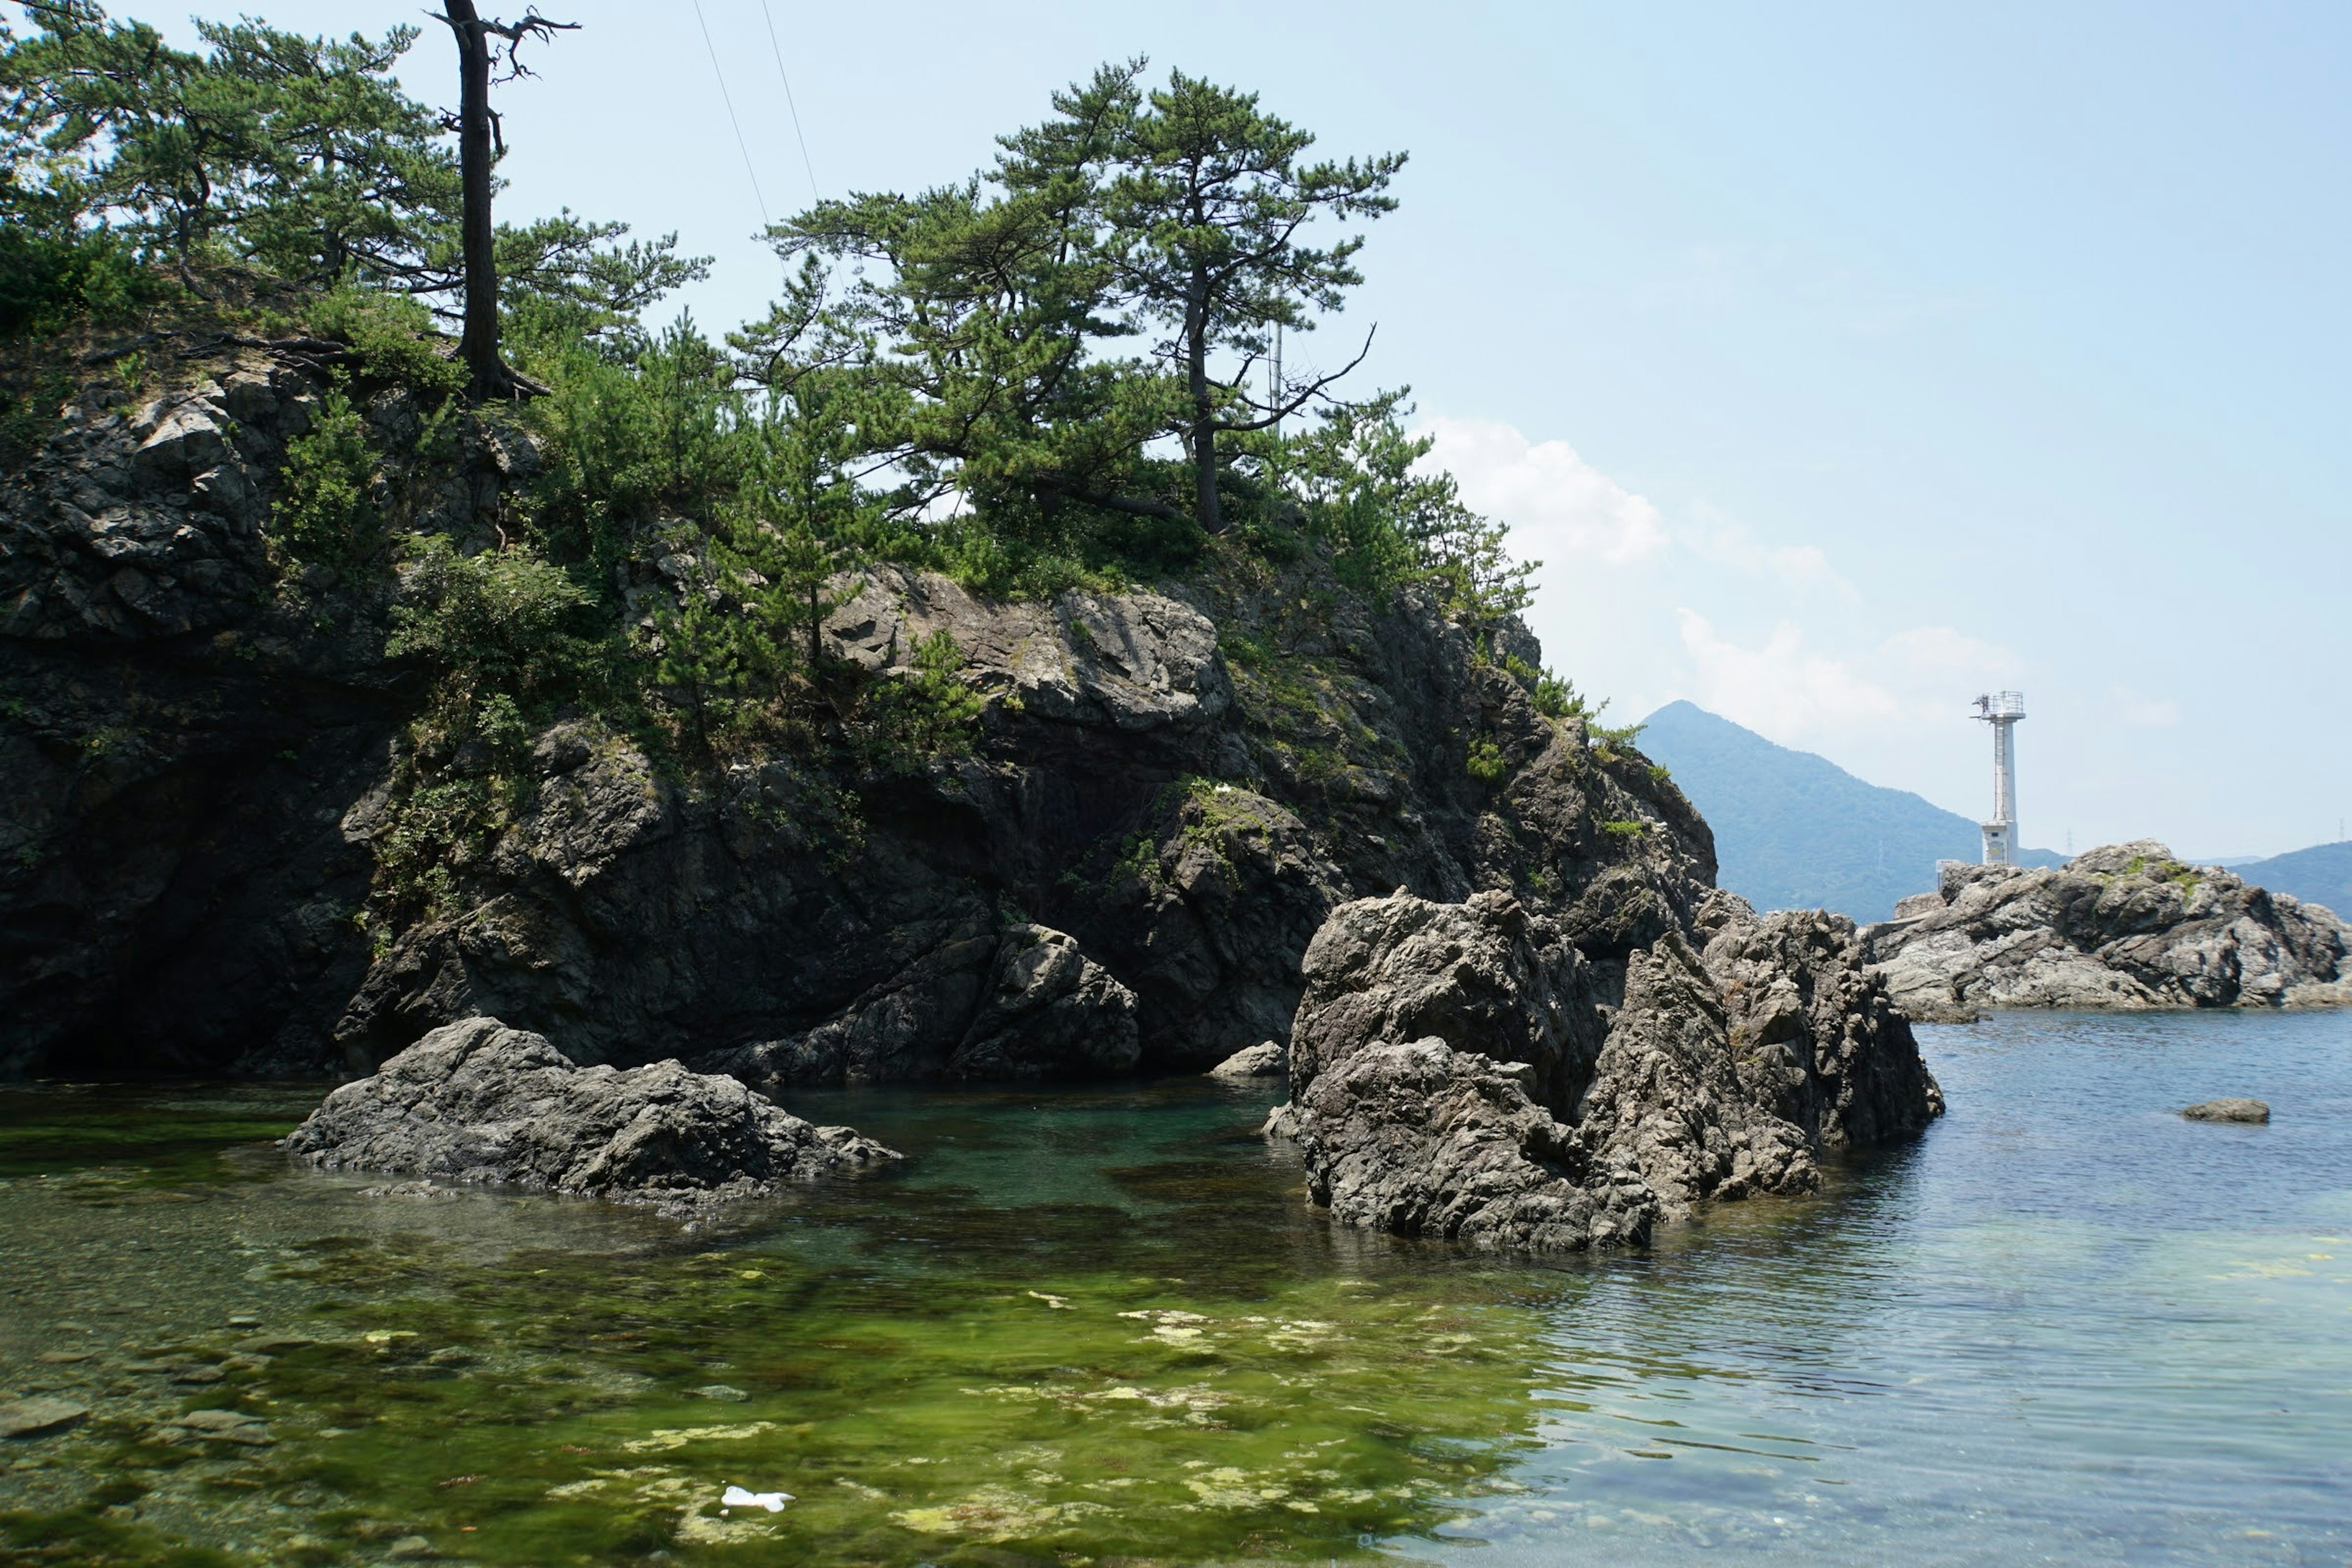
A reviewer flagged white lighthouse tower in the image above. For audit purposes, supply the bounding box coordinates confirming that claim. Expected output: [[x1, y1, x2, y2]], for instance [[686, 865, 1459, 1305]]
[[1973, 691, 2026, 864]]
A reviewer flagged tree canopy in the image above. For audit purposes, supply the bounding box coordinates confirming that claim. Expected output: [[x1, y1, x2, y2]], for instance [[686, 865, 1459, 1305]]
[[0, 0, 698, 330], [1, 10, 1536, 627]]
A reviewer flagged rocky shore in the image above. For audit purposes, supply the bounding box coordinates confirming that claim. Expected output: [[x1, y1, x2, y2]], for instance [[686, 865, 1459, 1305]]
[[283, 1017, 899, 1210], [1865, 842, 2352, 1021], [4, 350, 1946, 1250]]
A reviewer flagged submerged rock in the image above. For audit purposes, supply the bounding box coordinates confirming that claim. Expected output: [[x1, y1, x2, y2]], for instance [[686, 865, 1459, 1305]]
[[1207, 1041, 1286, 1079], [2182, 1098, 2271, 1123], [284, 1017, 899, 1208], [1866, 843, 2352, 1020], [0, 1396, 88, 1438], [1277, 888, 1942, 1248]]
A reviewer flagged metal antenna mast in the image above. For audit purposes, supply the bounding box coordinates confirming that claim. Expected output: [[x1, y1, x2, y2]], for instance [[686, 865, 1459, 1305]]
[[1972, 691, 2026, 865]]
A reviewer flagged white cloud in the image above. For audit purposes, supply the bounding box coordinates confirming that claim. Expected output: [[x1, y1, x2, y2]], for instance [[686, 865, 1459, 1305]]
[[1879, 626, 2022, 682], [1674, 609, 1904, 741], [1691, 523, 1856, 599], [1419, 415, 1668, 565]]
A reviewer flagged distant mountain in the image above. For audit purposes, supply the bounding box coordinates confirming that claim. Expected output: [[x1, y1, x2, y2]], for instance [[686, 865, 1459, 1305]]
[[2223, 842, 2352, 918], [1637, 701, 2064, 924]]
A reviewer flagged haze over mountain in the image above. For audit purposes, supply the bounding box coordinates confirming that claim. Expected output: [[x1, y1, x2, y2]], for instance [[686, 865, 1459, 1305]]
[[1639, 701, 2063, 924], [2223, 842, 2352, 919]]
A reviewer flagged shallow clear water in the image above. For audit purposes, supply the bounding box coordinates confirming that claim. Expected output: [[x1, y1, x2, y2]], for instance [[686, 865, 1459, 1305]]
[[1, 1009, 2346, 1566]]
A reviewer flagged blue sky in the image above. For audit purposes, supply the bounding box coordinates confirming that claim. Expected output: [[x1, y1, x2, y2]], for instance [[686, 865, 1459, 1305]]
[[110, 0, 2351, 858]]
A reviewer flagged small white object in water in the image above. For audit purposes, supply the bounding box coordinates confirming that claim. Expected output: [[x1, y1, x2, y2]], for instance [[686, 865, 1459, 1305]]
[[721, 1484, 792, 1513]]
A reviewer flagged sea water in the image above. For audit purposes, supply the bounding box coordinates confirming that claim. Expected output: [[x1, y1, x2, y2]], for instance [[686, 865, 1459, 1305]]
[[0, 1009, 2345, 1566]]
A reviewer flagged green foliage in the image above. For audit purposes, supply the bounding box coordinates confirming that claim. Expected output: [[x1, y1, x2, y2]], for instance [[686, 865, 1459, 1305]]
[[386, 536, 613, 726], [523, 319, 750, 586], [1251, 391, 1534, 622], [308, 285, 462, 395], [0, 216, 156, 337], [1599, 818, 1647, 837], [1, 4, 704, 335], [851, 630, 986, 772], [369, 536, 619, 918], [270, 381, 374, 565], [0, 3, 447, 274], [1086, 64, 1404, 531], [1502, 652, 1597, 721], [1592, 719, 1647, 748], [0, 363, 71, 469], [1465, 736, 1507, 785]]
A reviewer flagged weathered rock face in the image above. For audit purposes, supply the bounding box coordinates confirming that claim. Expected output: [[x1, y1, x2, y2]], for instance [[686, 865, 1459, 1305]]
[[1283, 1036, 1657, 1252], [5, 350, 1713, 1080], [1865, 842, 2352, 1021], [688, 921, 1139, 1087], [0, 353, 521, 1077], [282, 1016, 898, 1207], [1279, 888, 1942, 1248], [1288, 888, 1610, 1120]]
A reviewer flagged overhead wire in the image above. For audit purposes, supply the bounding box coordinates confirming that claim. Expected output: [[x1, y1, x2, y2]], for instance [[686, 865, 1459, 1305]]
[[689, 0, 769, 227], [758, 0, 822, 205]]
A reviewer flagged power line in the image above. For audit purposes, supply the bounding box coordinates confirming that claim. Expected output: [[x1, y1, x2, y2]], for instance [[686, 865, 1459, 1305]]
[[690, 0, 768, 226], [759, 0, 821, 205]]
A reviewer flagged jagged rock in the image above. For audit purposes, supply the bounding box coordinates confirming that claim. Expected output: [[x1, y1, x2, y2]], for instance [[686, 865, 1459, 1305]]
[[1064, 782, 1351, 1068], [1287, 888, 1609, 1118], [1574, 930, 1822, 1213], [2182, 1098, 2271, 1123], [283, 1017, 899, 1207], [1207, 1041, 1286, 1079], [690, 922, 1139, 1087], [1278, 888, 1942, 1247], [1291, 1037, 1656, 1251], [1866, 842, 2352, 1020], [0, 352, 541, 1077], [1697, 896, 1948, 1153]]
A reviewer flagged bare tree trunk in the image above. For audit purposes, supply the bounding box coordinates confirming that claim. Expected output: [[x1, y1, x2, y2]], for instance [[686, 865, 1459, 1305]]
[[441, 0, 513, 401], [1186, 282, 1222, 535]]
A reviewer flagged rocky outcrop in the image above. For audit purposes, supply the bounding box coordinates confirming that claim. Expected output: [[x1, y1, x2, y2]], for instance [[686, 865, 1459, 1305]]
[[1288, 888, 1611, 1117], [4, 351, 1714, 1085], [1283, 1037, 1657, 1251], [1276, 888, 1942, 1248], [688, 921, 1139, 1087], [282, 1016, 899, 1208], [1865, 842, 2352, 1020], [1577, 900, 1942, 1216]]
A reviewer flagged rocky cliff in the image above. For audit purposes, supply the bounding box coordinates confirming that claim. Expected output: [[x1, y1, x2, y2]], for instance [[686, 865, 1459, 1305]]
[[1273, 886, 1942, 1251], [1865, 842, 2352, 1020], [1, 350, 1715, 1082]]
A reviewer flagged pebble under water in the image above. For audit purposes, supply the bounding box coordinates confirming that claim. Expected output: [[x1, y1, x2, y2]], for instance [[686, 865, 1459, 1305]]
[[1, 1009, 2346, 1567]]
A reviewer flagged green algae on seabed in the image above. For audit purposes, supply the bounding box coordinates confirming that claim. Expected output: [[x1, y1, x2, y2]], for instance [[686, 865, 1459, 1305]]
[[18, 1238, 1554, 1566], [0, 1076, 1569, 1565]]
